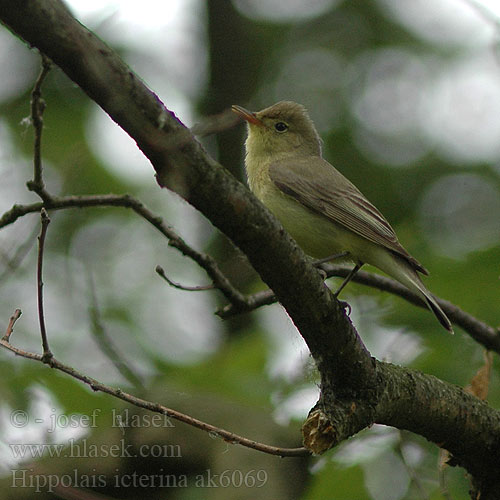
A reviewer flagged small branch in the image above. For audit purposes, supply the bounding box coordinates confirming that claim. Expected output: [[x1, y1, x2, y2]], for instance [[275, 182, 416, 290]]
[[0, 201, 45, 228], [0, 319, 309, 458], [156, 265, 214, 291], [2, 309, 22, 342], [217, 288, 277, 318], [0, 194, 249, 308], [330, 265, 500, 352], [26, 55, 53, 202], [164, 236, 248, 309], [87, 271, 145, 389], [218, 264, 500, 354], [37, 208, 52, 361]]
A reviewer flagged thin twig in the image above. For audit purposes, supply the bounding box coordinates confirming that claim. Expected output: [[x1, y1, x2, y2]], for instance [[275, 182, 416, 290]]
[[87, 270, 145, 389], [156, 265, 215, 291], [0, 322, 309, 458], [2, 191, 497, 352], [165, 238, 248, 308], [217, 288, 277, 317], [26, 55, 52, 201], [0, 194, 248, 307], [218, 263, 500, 354], [37, 208, 52, 360], [2, 62, 498, 354], [2, 309, 22, 342]]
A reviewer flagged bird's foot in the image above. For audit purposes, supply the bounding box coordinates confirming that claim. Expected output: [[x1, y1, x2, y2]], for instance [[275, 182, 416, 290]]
[[317, 267, 327, 281], [337, 300, 352, 316]]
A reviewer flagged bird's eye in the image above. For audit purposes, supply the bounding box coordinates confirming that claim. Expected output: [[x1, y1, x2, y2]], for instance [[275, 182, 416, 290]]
[[274, 122, 288, 133]]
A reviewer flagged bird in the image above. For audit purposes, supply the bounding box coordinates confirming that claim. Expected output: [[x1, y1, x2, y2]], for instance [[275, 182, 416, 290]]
[[232, 100, 453, 333]]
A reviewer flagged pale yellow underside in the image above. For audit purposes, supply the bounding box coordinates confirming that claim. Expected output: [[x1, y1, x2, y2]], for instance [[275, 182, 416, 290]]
[[250, 163, 428, 304]]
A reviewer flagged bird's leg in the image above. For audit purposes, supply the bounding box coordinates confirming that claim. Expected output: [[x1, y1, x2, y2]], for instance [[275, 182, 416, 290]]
[[312, 251, 349, 267], [333, 262, 363, 298], [313, 251, 350, 280]]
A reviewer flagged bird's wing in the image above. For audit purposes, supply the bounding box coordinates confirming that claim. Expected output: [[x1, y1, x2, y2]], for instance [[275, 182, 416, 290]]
[[269, 156, 428, 274]]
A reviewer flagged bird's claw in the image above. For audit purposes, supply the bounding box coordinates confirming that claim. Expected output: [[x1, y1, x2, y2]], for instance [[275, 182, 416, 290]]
[[317, 267, 327, 280], [338, 300, 351, 316]]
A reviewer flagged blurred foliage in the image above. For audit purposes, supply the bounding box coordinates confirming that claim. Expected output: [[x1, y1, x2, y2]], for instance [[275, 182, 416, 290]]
[[1, 0, 500, 499]]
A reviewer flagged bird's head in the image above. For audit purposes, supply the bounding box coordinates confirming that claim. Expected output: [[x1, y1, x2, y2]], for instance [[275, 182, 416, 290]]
[[232, 101, 322, 160]]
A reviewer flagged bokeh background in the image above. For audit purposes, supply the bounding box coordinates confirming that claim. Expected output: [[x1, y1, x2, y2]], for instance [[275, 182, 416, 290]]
[[1, 0, 500, 498]]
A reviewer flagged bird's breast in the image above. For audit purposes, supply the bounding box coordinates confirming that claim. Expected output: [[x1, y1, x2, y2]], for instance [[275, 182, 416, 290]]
[[260, 183, 351, 259], [245, 155, 360, 260]]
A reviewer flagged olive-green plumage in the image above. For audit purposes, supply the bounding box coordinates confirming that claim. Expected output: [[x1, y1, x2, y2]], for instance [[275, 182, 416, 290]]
[[232, 101, 452, 333]]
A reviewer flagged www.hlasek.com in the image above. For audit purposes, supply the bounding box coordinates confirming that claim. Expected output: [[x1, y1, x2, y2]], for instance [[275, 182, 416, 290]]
[[12, 468, 269, 492], [9, 438, 181, 460]]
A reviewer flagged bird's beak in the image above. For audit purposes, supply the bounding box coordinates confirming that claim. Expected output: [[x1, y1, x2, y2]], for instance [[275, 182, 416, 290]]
[[231, 105, 264, 126]]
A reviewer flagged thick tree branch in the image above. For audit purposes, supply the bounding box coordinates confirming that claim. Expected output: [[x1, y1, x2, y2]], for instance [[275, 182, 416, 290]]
[[376, 362, 500, 494], [2, 1, 500, 495]]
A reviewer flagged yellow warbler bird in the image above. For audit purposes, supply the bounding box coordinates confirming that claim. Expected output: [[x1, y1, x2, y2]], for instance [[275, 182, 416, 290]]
[[232, 101, 452, 333]]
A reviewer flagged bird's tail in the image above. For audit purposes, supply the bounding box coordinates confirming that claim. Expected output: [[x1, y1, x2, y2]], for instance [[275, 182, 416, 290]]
[[421, 290, 453, 334], [378, 253, 453, 333]]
